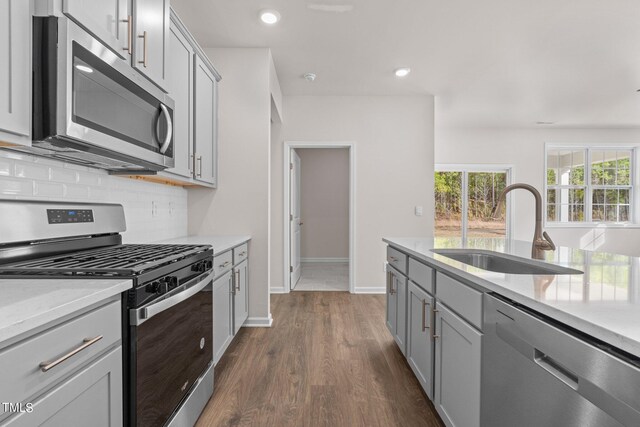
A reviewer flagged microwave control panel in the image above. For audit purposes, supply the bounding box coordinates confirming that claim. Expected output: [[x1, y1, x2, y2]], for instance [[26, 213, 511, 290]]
[[47, 209, 94, 224]]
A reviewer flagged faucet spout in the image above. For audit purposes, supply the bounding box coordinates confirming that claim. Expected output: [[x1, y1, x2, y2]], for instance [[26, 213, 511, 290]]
[[492, 183, 555, 260]]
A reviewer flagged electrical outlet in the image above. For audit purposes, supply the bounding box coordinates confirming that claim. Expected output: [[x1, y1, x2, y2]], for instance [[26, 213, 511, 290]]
[[415, 206, 423, 216], [151, 201, 158, 218]]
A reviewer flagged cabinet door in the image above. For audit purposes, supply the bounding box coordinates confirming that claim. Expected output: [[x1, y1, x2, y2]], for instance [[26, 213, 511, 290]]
[[4, 346, 122, 427], [407, 282, 434, 399], [385, 268, 397, 337], [213, 271, 233, 364], [434, 303, 482, 427], [233, 260, 249, 335], [193, 54, 217, 186], [63, 0, 129, 59], [132, 0, 168, 90], [0, 0, 30, 145], [394, 273, 407, 355], [165, 21, 194, 178]]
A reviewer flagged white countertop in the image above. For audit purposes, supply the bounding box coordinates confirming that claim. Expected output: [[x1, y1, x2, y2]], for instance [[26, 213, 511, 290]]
[[0, 279, 132, 345], [158, 235, 251, 256], [384, 237, 640, 358]]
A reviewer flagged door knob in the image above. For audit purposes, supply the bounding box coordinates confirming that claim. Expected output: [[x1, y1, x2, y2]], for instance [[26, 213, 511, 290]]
[[299, 221, 304, 226]]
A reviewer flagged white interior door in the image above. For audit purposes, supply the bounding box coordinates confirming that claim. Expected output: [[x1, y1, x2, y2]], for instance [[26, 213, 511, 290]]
[[290, 149, 302, 289]]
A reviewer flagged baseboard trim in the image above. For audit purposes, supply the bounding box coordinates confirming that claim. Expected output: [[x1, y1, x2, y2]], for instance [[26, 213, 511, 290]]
[[301, 257, 349, 263], [270, 286, 287, 294], [353, 287, 386, 294], [243, 314, 273, 327]]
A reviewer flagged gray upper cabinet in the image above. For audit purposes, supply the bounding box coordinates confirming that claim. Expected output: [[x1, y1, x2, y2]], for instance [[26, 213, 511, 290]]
[[132, 0, 169, 90], [0, 0, 31, 146], [63, 0, 129, 59], [165, 20, 194, 178], [194, 54, 218, 186], [407, 281, 434, 399], [233, 259, 248, 335], [434, 303, 482, 427]]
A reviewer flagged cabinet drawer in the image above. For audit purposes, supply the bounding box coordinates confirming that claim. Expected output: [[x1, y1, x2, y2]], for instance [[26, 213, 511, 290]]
[[3, 345, 122, 427], [408, 258, 434, 294], [387, 246, 407, 274], [233, 243, 248, 265], [213, 250, 233, 278], [0, 300, 121, 407], [436, 272, 483, 329]]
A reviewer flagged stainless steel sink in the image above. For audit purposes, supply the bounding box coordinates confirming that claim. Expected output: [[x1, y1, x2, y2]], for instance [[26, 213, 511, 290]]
[[431, 249, 583, 275]]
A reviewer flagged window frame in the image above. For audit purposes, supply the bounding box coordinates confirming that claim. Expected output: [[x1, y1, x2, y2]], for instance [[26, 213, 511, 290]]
[[434, 164, 513, 240], [544, 144, 639, 228]]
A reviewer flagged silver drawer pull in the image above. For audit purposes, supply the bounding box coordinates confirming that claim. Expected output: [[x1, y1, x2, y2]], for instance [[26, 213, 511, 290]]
[[389, 256, 398, 262], [239, 251, 247, 257], [220, 261, 231, 268], [39, 335, 103, 372]]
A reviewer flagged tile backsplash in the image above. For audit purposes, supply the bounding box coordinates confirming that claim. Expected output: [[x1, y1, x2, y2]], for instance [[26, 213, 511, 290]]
[[0, 150, 188, 243]]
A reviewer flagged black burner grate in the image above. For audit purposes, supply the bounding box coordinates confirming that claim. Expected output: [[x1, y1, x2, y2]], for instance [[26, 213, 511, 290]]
[[0, 244, 209, 276]]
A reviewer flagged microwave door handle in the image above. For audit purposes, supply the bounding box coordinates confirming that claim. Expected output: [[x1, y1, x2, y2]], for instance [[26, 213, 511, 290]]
[[130, 271, 212, 326], [157, 104, 173, 154]]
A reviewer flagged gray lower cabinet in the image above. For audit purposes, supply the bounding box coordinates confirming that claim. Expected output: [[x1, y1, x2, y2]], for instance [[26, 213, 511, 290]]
[[0, 0, 31, 146], [233, 260, 249, 335], [407, 281, 434, 399], [213, 270, 233, 364], [4, 346, 123, 427], [386, 266, 407, 355], [434, 303, 482, 427]]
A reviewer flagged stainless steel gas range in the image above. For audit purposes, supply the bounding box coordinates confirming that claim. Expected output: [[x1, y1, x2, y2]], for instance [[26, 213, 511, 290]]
[[0, 200, 214, 427]]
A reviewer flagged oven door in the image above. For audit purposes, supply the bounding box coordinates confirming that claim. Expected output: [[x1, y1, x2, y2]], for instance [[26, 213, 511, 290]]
[[130, 271, 213, 427], [33, 17, 174, 170]]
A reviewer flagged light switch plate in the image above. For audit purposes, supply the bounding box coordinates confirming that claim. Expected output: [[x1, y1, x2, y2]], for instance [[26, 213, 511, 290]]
[[415, 206, 423, 216]]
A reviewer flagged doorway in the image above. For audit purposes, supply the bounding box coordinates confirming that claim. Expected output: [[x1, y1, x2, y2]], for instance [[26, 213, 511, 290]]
[[284, 142, 355, 293]]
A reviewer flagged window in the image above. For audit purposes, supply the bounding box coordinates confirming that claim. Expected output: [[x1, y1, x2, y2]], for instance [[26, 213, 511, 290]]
[[434, 167, 510, 239], [546, 147, 634, 224]]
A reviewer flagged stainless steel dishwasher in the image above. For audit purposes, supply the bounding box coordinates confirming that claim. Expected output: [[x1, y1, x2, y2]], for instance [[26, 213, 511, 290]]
[[482, 294, 640, 427]]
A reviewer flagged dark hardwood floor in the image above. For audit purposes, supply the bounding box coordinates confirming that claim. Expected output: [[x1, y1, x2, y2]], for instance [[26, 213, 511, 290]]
[[196, 292, 444, 427]]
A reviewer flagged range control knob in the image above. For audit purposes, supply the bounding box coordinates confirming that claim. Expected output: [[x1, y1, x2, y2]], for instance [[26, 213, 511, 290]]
[[146, 281, 161, 294]]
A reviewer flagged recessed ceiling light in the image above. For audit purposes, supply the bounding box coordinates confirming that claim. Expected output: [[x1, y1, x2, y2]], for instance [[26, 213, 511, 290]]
[[303, 73, 317, 82], [394, 68, 411, 78], [536, 121, 555, 125], [75, 64, 94, 73], [259, 9, 281, 24]]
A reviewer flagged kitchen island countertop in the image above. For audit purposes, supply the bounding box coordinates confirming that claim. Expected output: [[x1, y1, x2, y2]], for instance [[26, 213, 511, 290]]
[[384, 237, 640, 358]]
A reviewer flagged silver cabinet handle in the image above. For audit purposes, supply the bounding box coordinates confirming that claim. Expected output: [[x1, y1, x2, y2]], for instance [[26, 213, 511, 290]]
[[432, 307, 439, 340], [422, 299, 429, 332], [229, 274, 235, 295], [239, 251, 247, 257], [235, 269, 240, 292], [220, 260, 231, 268], [197, 155, 203, 177], [138, 31, 148, 67], [39, 335, 103, 372], [158, 104, 173, 154], [122, 15, 132, 55], [389, 256, 398, 262]]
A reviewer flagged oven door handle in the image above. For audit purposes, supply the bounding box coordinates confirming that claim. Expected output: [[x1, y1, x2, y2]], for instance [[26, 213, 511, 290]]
[[130, 271, 213, 326]]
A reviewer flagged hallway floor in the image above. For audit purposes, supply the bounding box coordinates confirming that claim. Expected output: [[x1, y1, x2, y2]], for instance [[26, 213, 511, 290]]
[[195, 292, 443, 427], [293, 262, 349, 291]]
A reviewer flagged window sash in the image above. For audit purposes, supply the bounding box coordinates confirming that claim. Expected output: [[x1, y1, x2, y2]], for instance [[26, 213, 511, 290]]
[[546, 146, 636, 224]]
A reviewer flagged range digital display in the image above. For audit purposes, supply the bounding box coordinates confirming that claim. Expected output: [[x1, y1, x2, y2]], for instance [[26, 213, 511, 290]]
[[47, 209, 94, 224]]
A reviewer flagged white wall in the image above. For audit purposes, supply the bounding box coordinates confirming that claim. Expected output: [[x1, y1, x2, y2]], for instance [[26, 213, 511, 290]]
[[188, 48, 277, 326], [271, 95, 435, 292], [297, 148, 349, 260], [0, 151, 187, 241], [436, 127, 640, 256]]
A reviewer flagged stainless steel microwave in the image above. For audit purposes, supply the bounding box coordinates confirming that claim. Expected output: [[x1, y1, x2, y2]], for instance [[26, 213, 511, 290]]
[[26, 16, 174, 173]]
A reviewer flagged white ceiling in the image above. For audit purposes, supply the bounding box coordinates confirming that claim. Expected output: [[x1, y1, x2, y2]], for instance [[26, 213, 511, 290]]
[[172, 0, 640, 128]]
